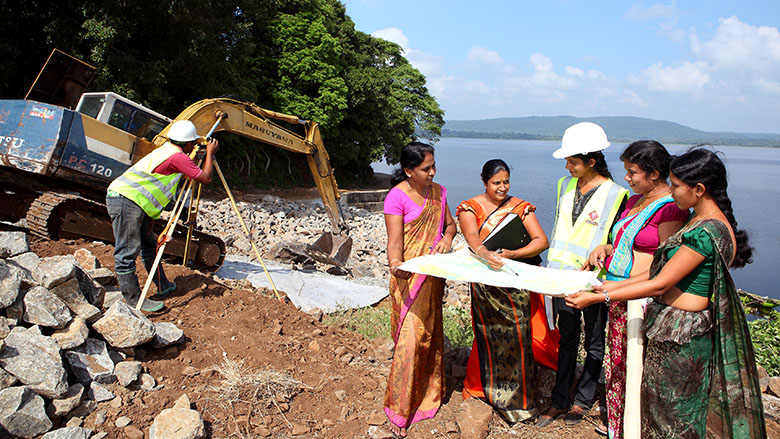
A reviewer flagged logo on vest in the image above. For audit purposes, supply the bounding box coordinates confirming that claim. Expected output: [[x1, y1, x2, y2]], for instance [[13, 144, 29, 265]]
[[585, 210, 599, 226]]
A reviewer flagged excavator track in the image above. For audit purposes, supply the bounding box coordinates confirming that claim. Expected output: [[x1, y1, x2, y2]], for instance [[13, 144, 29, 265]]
[[26, 192, 225, 271]]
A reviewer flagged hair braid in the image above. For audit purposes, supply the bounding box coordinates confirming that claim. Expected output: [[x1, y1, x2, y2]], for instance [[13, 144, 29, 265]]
[[711, 187, 752, 267], [670, 147, 753, 268]]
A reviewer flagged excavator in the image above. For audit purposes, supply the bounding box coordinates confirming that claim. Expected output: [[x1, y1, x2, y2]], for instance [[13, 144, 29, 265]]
[[0, 49, 352, 270]]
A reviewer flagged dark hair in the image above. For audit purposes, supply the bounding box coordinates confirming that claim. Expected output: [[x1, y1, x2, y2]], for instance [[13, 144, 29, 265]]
[[480, 159, 510, 183], [572, 150, 613, 180], [670, 147, 753, 268], [620, 140, 671, 180], [390, 142, 435, 187]]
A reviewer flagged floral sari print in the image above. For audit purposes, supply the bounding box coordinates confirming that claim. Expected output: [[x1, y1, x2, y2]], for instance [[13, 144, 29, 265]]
[[604, 196, 675, 439], [384, 183, 446, 429], [641, 219, 766, 438]]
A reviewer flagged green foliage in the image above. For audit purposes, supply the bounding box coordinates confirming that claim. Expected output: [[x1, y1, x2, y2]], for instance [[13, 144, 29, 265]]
[[443, 305, 474, 348], [0, 0, 445, 184], [323, 305, 473, 348], [323, 307, 391, 340], [747, 310, 780, 376]]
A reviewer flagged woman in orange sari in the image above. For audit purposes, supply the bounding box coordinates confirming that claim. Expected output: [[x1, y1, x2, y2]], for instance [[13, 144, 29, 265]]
[[383, 142, 457, 438], [457, 159, 552, 423]]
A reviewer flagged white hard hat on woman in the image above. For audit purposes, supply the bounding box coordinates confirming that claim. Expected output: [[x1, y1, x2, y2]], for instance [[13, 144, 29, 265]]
[[552, 122, 611, 158]]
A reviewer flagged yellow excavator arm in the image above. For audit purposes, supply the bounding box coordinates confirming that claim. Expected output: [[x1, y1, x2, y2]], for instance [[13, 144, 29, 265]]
[[152, 98, 347, 234]]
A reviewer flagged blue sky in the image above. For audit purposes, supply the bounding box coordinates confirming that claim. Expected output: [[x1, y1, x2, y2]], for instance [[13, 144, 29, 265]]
[[342, 1, 780, 134]]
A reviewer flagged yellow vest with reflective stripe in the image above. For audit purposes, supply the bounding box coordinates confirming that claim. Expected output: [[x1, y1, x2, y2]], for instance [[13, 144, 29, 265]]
[[547, 176, 628, 271], [108, 142, 185, 219]]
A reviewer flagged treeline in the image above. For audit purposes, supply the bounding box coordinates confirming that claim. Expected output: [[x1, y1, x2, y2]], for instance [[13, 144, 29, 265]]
[[0, 0, 443, 186], [443, 116, 780, 147], [441, 130, 558, 141]]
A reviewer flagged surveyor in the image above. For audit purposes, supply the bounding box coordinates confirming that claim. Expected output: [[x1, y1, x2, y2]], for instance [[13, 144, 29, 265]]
[[106, 120, 219, 311]]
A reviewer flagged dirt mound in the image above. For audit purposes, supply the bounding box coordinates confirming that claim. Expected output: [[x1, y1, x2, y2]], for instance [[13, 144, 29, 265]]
[[29, 237, 609, 438]]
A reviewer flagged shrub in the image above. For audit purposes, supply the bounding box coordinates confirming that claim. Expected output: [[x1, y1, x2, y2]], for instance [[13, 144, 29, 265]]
[[747, 309, 780, 376]]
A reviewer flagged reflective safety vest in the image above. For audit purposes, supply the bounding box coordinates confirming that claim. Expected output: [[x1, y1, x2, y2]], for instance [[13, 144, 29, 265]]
[[108, 142, 185, 219], [547, 176, 628, 271]]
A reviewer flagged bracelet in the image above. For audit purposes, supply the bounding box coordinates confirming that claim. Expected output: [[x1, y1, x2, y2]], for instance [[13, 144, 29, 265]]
[[603, 290, 611, 306], [475, 245, 485, 255], [389, 259, 402, 269]]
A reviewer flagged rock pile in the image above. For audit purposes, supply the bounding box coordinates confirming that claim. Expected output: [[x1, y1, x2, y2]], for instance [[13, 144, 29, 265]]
[[0, 231, 195, 438], [196, 196, 471, 305], [197, 197, 385, 274]]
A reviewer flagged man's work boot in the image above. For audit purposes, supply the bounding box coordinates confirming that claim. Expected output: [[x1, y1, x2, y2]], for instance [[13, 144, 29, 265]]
[[142, 259, 176, 297], [117, 271, 164, 312]]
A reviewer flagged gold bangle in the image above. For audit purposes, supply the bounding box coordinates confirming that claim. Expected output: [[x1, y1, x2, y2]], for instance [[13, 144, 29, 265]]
[[389, 259, 402, 267]]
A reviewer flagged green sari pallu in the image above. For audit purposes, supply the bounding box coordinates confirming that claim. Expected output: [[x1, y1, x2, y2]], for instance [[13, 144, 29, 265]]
[[641, 219, 765, 438]]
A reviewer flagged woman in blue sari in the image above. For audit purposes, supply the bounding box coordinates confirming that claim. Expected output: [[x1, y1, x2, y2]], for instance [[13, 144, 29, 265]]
[[582, 141, 688, 437]]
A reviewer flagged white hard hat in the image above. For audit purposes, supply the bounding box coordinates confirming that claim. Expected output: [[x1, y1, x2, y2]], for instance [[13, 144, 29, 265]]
[[167, 120, 200, 143], [552, 122, 611, 159]]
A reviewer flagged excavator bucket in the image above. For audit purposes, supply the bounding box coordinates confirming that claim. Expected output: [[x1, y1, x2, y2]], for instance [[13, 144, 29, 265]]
[[304, 232, 353, 267]]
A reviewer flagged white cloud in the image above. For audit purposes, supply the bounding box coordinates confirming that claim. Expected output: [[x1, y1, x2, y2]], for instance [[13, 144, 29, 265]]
[[565, 66, 584, 77], [371, 27, 442, 76], [371, 27, 409, 52], [754, 78, 780, 95], [467, 46, 503, 66], [529, 54, 576, 89], [643, 61, 710, 92], [693, 16, 780, 72], [624, 1, 677, 21]]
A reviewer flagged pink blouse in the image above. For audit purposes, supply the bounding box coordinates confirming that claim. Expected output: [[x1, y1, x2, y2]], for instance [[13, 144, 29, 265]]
[[606, 194, 689, 265], [383, 184, 448, 223]]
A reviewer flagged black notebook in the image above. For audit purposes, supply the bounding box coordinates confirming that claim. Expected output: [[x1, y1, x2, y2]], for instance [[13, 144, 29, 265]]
[[481, 213, 542, 265]]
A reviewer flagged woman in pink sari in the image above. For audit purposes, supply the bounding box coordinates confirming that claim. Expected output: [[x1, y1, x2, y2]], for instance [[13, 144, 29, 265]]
[[383, 142, 457, 438]]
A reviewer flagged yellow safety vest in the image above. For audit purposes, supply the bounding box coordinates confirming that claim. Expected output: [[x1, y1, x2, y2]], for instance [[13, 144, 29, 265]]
[[108, 142, 185, 219], [547, 176, 628, 271]]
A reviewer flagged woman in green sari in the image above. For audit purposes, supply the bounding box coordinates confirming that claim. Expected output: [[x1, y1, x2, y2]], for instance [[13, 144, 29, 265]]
[[566, 148, 765, 438]]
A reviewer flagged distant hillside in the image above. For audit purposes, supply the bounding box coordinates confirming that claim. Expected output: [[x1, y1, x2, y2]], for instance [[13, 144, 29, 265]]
[[442, 116, 780, 147]]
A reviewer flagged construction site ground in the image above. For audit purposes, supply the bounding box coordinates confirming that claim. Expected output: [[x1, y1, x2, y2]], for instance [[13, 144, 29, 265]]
[[30, 241, 611, 438]]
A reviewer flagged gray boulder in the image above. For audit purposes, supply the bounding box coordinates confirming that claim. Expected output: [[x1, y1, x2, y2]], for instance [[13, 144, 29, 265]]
[[114, 361, 142, 387], [0, 386, 53, 438], [87, 381, 114, 402], [0, 327, 68, 398], [0, 260, 23, 309], [88, 267, 115, 286], [92, 301, 155, 348], [102, 289, 123, 310], [64, 338, 115, 384], [0, 232, 29, 258], [23, 286, 72, 328], [73, 266, 105, 308], [50, 277, 101, 323], [32, 255, 78, 289], [8, 252, 40, 274], [0, 368, 18, 391], [47, 383, 84, 418], [42, 426, 92, 439], [152, 322, 185, 347], [51, 317, 89, 350]]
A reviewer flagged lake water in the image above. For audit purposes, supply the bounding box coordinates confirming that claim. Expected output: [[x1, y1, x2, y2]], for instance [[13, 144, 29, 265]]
[[373, 138, 780, 299]]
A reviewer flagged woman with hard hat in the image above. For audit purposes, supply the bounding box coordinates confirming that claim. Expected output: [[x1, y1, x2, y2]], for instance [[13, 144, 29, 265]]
[[536, 122, 628, 428], [107, 120, 219, 312]]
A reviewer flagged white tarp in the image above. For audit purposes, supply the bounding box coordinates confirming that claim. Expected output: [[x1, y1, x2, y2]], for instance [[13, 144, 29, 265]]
[[399, 248, 601, 296], [216, 256, 388, 312]]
